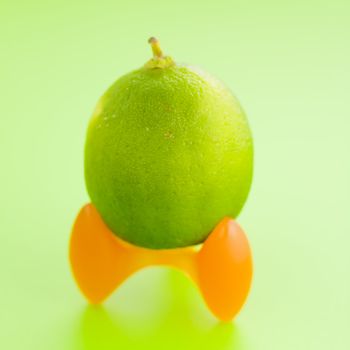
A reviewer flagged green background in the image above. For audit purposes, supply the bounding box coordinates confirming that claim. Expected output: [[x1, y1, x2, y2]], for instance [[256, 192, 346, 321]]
[[1, 0, 349, 349]]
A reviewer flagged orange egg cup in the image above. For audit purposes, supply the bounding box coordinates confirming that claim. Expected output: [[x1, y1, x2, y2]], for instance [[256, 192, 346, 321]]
[[69, 204, 253, 321]]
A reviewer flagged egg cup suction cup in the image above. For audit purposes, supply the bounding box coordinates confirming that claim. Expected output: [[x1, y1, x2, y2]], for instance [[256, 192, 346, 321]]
[[69, 204, 253, 321]]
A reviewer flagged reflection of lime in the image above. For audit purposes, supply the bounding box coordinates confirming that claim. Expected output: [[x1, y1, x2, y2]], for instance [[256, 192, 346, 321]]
[[85, 38, 253, 249]]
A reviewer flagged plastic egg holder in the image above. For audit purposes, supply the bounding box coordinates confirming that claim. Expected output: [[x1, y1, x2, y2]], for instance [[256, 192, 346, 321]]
[[70, 204, 253, 321]]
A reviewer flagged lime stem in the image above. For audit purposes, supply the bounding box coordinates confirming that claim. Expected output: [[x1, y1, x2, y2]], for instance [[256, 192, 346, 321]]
[[148, 37, 164, 58]]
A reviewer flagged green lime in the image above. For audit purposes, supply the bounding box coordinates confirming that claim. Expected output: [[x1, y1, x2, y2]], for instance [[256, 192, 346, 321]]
[[85, 37, 253, 249]]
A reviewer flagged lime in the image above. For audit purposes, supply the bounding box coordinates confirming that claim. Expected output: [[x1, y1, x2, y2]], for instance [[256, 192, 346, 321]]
[[85, 37, 253, 249]]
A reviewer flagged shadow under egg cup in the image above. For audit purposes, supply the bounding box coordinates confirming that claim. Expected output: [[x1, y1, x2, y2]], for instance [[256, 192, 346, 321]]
[[69, 204, 253, 322]]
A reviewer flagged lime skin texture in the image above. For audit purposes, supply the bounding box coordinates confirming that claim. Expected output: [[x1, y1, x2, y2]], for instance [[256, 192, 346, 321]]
[[85, 49, 253, 249]]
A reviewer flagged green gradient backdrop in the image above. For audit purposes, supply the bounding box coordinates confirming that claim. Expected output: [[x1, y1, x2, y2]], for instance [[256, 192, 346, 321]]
[[1, 1, 349, 349]]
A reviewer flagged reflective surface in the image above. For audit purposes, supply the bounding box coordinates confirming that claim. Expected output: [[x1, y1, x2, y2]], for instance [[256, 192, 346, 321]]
[[78, 270, 241, 350]]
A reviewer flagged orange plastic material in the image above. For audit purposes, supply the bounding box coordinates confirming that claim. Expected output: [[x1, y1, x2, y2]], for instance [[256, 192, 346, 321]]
[[70, 204, 253, 321]]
